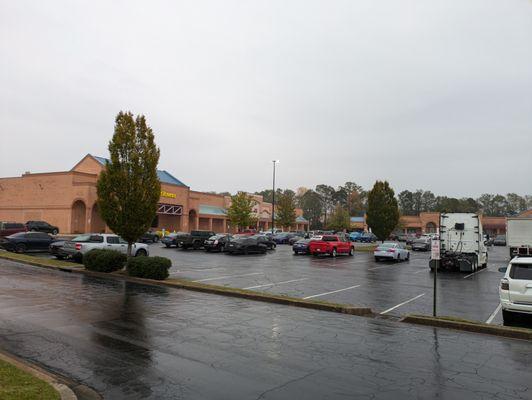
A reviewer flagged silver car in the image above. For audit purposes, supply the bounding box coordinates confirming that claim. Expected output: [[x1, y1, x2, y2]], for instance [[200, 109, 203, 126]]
[[374, 242, 410, 262]]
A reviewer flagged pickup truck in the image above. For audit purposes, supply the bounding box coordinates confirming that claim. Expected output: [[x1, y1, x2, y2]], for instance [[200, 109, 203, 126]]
[[178, 230, 216, 250], [308, 234, 354, 257], [60, 233, 149, 262]]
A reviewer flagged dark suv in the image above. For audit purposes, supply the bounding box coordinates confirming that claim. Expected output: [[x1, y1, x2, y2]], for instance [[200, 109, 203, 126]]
[[0, 222, 27, 238], [26, 220, 59, 235], [179, 230, 216, 250]]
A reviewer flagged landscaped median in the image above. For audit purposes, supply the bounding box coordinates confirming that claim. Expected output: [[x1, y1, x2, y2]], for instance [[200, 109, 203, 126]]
[[402, 314, 532, 341], [0, 350, 75, 400], [0, 251, 373, 317]]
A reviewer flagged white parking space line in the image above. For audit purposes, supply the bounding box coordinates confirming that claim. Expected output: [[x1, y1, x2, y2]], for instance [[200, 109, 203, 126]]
[[486, 304, 502, 324], [463, 269, 487, 279], [303, 285, 361, 299], [244, 278, 309, 290], [380, 293, 426, 315], [413, 269, 427, 274], [194, 272, 264, 282], [368, 264, 399, 271]]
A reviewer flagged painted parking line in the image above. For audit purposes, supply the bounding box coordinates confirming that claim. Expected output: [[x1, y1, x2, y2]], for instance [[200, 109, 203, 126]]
[[463, 268, 487, 279], [194, 272, 264, 282], [486, 303, 502, 324], [368, 264, 400, 271], [380, 293, 426, 315], [413, 269, 427, 274], [244, 278, 309, 290], [303, 285, 361, 300]]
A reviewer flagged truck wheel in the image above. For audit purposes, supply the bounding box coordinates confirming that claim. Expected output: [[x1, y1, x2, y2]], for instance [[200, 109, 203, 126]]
[[16, 243, 26, 253], [193, 241, 201, 250], [349, 247, 354, 256], [52, 229, 58, 235], [135, 249, 147, 257]]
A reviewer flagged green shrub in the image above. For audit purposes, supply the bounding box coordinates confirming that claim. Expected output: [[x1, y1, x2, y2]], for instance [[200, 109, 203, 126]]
[[83, 249, 127, 273], [127, 256, 171, 280]]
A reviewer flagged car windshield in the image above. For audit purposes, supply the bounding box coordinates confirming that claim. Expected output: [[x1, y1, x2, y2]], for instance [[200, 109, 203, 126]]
[[496, 235, 506, 240], [72, 234, 92, 242], [414, 238, 428, 243], [510, 264, 532, 280], [322, 236, 337, 242]]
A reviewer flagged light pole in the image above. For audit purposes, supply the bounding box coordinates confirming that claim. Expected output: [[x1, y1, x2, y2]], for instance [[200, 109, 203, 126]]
[[271, 160, 279, 234]]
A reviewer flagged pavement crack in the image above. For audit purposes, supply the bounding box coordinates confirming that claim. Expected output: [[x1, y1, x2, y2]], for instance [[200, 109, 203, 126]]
[[254, 368, 325, 400]]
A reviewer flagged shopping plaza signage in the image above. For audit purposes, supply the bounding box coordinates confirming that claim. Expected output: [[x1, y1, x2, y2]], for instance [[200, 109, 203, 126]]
[[160, 190, 177, 199]]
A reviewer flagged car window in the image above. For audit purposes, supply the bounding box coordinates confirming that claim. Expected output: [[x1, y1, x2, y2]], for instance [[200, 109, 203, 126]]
[[89, 235, 103, 243], [106, 236, 119, 244], [510, 264, 532, 280], [6, 223, 24, 229], [322, 236, 338, 242]]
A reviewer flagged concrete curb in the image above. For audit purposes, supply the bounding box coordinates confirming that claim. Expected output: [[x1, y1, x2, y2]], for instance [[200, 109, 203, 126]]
[[0, 350, 77, 400], [402, 314, 532, 341], [0, 252, 373, 317]]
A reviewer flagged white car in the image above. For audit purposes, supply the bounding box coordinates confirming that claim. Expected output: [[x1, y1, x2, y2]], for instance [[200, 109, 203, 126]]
[[499, 257, 532, 324], [61, 233, 149, 262], [374, 242, 410, 262]]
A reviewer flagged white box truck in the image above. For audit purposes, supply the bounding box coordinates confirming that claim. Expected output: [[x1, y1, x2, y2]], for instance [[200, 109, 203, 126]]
[[430, 213, 488, 272], [507, 217, 532, 258]]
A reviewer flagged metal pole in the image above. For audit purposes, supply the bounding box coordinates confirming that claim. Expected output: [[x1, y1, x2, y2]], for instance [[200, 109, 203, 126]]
[[271, 161, 276, 234], [433, 218, 440, 317]]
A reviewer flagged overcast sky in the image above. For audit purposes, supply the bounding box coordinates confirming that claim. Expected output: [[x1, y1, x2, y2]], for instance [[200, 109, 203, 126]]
[[1, 0, 531, 197]]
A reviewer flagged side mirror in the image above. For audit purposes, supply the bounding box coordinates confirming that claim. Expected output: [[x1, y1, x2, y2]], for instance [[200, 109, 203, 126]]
[[498, 267, 507, 273]]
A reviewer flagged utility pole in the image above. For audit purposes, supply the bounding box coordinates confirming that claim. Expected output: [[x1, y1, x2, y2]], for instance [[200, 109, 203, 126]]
[[271, 160, 279, 234]]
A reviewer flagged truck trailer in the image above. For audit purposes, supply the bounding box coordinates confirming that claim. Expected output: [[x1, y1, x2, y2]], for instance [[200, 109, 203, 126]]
[[430, 213, 488, 273], [507, 217, 532, 258]]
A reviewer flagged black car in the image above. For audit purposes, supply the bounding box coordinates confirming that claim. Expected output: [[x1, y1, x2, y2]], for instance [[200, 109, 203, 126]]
[[411, 237, 430, 251], [204, 234, 232, 252], [1, 232, 56, 253], [26, 220, 59, 235], [49, 240, 66, 259], [293, 239, 311, 255], [225, 237, 267, 255], [139, 231, 160, 243], [251, 234, 277, 249], [161, 232, 187, 248], [493, 235, 507, 246]]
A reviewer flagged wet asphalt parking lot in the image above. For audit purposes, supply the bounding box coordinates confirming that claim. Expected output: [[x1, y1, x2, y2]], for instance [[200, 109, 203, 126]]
[[145, 243, 514, 325], [0, 259, 531, 399]]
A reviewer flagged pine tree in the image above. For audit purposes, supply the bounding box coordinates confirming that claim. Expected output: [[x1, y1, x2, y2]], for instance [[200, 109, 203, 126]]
[[227, 192, 257, 231], [366, 181, 399, 241], [97, 111, 161, 257], [276, 191, 297, 230]]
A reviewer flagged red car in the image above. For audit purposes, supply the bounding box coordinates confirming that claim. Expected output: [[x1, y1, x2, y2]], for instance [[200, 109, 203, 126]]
[[0, 222, 27, 238], [308, 234, 354, 257]]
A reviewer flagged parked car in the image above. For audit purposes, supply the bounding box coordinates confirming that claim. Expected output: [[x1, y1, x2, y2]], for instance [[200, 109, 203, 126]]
[[405, 234, 418, 245], [49, 240, 66, 259], [178, 230, 216, 250], [308, 234, 354, 257], [252, 234, 277, 249], [0, 222, 27, 238], [499, 257, 532, 324], [225, 237, 267, 255], [1, 232, 57, 253], [139, 231, 160, 243], [61, 234, 149, 262], [293, 239, 311, 255], [349, 231, 363, 241], [288, 235, 304, 245], [493, 235, 507, 247], [273, 232, 298, 244], [204, 234, 232, 252], [25, 220, 59, 235], [161, 232, 187, 248], [411, 237, 431, 251], [374, 242, 410, 262], [356, 232, 378, 243], [396, 233, 408, 242]]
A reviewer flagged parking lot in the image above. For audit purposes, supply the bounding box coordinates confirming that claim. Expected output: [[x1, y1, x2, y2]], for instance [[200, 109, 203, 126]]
[[145, 243, 513, 325]]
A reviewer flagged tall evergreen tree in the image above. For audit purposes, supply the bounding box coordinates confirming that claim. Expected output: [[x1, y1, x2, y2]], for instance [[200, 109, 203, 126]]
[[97, 111, 161, 257], [276, 191, 297, 229], [227, 192, 257, 231], [366, 181, 399, 241]]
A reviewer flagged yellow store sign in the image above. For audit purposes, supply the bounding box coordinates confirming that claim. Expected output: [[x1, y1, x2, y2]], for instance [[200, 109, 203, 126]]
[[161, 190, 177, 199]]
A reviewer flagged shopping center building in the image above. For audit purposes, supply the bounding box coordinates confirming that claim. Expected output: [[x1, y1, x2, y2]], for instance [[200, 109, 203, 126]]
[[0, 154, 308, 234]]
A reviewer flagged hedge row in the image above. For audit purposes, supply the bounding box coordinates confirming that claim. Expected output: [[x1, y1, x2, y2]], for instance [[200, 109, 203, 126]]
[[83, 249, 171, 280]]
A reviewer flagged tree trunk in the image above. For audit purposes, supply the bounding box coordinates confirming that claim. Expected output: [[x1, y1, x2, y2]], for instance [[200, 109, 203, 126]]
[[127, 242, 133, 259]]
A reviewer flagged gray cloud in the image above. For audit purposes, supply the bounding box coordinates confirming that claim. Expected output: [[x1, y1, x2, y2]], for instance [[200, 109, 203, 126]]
[[1, 0, 531, 197]]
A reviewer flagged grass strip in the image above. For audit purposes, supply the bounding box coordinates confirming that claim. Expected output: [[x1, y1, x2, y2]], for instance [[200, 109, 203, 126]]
[[402, 314, 532, 340], [0, 358, 60, 400]]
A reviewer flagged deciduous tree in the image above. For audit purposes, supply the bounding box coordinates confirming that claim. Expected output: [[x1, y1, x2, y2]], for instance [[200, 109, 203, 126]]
[[227, 192, 257, 231], [276, 190, 297, 229], [97, 111, 161, 257], [328, 205, 350, 232]]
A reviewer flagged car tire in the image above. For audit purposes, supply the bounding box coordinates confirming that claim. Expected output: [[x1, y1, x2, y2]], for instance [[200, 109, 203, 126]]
[[349, 247, 354, 256], [406, 252, 410, 261], [331, 248, 337, 258], [375, 256, 380, 262], [52, 229, 58, 235], [193, 241, 201, 250], [135, 249, 147, 257], [165, 244, 170, 248], [153, 236, 159, 243], [16, 243, 26, 253], [294, 251, 299, 255]]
